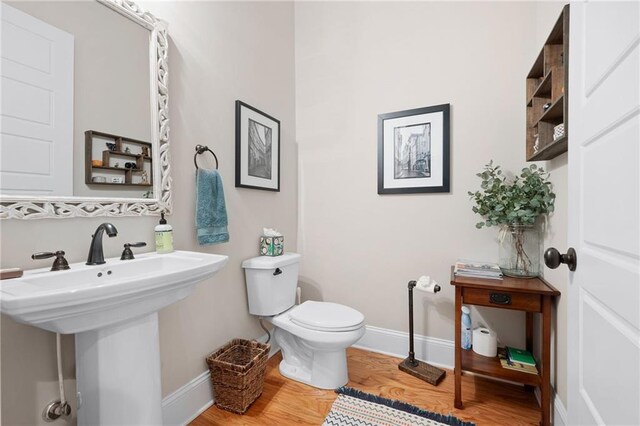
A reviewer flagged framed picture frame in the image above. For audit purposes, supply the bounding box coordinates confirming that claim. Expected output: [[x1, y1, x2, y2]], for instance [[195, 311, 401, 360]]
[[377, 104, 450, 194], [235, 100, 280, 191]]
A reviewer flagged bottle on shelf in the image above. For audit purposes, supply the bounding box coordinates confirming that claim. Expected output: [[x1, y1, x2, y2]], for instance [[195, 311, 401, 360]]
[[461, 306, 472, 350]]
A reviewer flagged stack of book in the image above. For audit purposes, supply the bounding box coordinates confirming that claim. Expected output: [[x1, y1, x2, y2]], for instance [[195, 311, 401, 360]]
[[454, 260, 503, 280], [498, 347, 538, 375]]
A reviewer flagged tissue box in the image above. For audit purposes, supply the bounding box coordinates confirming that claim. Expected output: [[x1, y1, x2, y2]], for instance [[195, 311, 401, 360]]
[[260, 236, 284, 256]]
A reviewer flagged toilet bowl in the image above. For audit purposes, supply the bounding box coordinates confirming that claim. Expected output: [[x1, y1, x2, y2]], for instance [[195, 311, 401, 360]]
[[268, 301, 365, 389], [242, 253, 366, 389]]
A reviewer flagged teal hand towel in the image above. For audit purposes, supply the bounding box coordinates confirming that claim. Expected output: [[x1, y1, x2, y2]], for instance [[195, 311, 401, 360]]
[[196, 169, 229, 245]]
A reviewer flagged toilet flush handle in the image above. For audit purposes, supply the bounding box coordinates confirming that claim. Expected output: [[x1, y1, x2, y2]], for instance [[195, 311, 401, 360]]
[[273, 268, 283, 276]]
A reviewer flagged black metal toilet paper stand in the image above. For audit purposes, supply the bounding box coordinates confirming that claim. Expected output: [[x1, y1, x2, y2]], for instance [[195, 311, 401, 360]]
[[398, 280, 446, 386]]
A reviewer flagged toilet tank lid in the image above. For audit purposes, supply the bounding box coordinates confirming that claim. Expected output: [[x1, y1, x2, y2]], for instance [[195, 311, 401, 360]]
[[242, 253, 301, 269]]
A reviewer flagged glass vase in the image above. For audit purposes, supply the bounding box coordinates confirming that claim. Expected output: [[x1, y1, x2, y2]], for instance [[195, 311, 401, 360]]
[[498, 224, 540, 278]]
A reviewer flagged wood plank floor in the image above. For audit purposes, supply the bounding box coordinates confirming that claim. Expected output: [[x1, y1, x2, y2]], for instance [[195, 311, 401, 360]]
[[192, 348, 540, 425]]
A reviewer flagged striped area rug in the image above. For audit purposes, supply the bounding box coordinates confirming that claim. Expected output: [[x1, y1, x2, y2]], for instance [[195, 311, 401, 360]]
[[323, 387, 475, 426]]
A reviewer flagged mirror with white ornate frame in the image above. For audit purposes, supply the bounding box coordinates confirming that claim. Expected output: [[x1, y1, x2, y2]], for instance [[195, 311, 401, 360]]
[[0, 0, 172, 219]]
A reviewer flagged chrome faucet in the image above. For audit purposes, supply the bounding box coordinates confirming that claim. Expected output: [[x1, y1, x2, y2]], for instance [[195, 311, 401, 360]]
[[86, 223, 118, 265]]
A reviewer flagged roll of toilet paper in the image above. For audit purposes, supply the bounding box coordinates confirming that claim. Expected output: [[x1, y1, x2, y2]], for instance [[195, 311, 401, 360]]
[[472, 327, 498, 357], [415, 276, 441, 294]]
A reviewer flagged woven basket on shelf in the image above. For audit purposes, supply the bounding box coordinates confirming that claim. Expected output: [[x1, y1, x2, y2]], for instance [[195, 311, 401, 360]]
[[206, 339, 270, 414]]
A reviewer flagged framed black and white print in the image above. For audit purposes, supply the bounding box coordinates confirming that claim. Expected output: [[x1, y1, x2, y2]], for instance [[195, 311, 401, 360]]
[[377, 104, 450, 194], [235, 100, 280, 191]]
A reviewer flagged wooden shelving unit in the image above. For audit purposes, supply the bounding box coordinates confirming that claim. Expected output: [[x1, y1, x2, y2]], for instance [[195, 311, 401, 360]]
[[526, 5, 569, 161], [451, 270, 561, 426], [85, 130, 152, 187]]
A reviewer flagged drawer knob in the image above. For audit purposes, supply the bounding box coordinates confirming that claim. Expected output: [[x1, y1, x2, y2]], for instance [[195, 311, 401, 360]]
[[490, 293, 512, 305]]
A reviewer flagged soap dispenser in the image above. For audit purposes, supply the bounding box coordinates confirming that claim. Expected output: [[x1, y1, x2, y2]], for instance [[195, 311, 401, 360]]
[[155, 212, 173, 254]]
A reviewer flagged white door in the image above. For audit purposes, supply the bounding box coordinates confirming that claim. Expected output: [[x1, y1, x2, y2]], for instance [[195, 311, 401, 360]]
[[0, 3, 73, 196], [567, 2, 640, 425]]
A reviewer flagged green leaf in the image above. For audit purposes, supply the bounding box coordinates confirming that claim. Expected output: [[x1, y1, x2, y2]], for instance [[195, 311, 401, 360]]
[[469, 161, 555, 229]]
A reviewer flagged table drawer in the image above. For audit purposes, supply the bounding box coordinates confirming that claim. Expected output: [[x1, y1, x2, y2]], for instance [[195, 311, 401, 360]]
[[462, 288, 541, 312]]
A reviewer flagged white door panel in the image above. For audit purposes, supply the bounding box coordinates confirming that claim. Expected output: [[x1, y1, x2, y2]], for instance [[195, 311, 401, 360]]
[[0, 3, 73, 196], [1, 18, 52, 73], [581, 292, 639, 426], [580, 46, 639, 142], [579, 250, 640, 331], [584, 1, 639, 94], [1, 133, 55, 195], [0, 134, 51, 174], [582, 117, 639, 257], [2, 114, 57, 142], [1, 76, 52, 124], [568, 2, 640, 425], [1, 55, 56, 88]]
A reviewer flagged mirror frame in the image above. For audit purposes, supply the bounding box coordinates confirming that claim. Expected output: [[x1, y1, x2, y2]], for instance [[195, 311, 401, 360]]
[[0, 0, 171, 220]]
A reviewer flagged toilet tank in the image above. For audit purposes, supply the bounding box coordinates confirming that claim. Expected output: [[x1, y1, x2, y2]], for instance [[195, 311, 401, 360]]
[[242, 253, 301, 316]]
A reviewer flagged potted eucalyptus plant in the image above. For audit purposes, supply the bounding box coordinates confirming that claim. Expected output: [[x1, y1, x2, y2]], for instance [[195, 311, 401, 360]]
[[469, 161, 556, 277]]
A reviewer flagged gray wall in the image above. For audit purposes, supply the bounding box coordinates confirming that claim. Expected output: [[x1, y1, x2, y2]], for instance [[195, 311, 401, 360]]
[[0, 1, 297, 424], [533, 1, 568, 409], [295, 0, 569, 408]]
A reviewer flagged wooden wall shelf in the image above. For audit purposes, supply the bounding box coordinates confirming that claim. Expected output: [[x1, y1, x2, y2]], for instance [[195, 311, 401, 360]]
[[85, 130, 153, 187], [526, 5, 569, 161], [89, 182, 153, 187]]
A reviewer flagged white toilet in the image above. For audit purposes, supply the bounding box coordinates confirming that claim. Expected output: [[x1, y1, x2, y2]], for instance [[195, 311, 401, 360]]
[[242, 253, 365, 389]]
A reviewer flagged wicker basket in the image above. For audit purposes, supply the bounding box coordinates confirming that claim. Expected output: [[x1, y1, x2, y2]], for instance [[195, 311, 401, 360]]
[[206, 339, 270, 414]]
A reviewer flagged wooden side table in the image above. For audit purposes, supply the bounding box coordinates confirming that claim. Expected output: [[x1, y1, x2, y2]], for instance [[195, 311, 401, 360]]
[[450, 269, 560, 426]]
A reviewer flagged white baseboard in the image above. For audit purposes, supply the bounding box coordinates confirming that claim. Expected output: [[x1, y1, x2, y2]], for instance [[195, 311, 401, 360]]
[[161, 333, 279, 426], [161, 371, 213, 426], [353, 325, 454, 369], [535, 387, 568, 426]]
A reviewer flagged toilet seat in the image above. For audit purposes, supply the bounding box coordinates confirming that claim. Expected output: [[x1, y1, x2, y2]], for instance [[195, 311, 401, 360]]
[[290, 301, 364, 332]]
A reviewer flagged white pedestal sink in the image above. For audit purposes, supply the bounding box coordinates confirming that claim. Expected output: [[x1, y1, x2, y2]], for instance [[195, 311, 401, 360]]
[[0, 250, 228, 425]]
